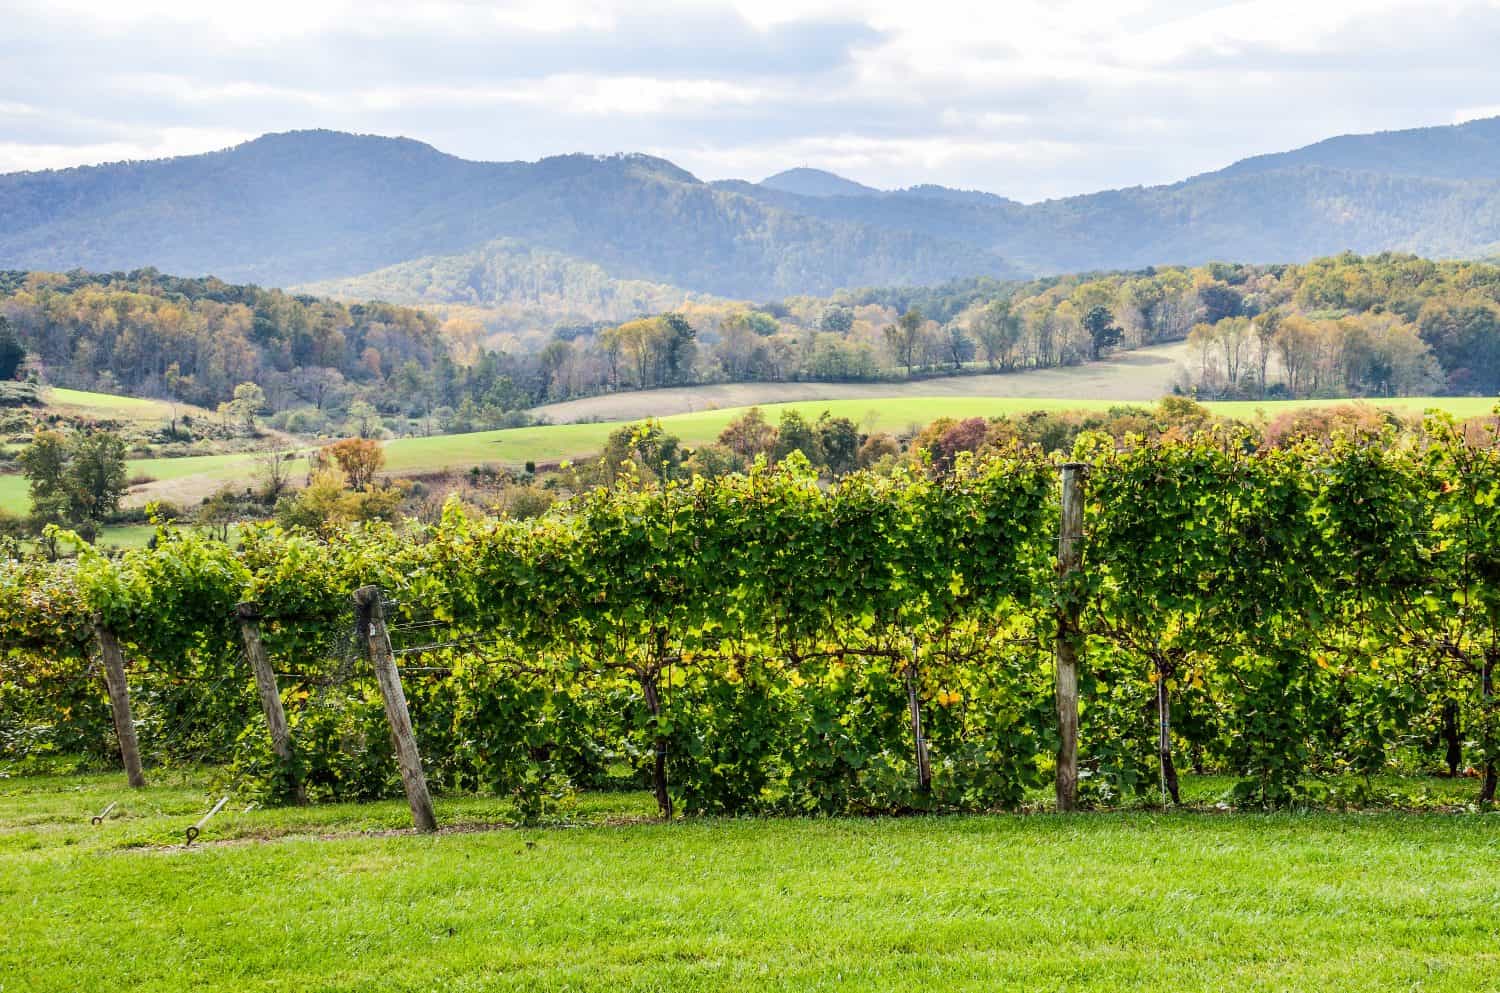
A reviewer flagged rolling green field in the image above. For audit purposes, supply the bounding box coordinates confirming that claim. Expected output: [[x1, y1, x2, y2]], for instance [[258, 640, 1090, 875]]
[[3, 393, 1497, 516], [3, 768, 1499, 992], [44, 387, 184, 419]]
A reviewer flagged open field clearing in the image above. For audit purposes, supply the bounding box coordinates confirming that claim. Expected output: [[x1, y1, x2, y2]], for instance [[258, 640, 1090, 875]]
[[41, 387, 196, 423], [2, 387, 1496, 516], [3, 769, 1499, 993], [532, 341, 1196, 422]]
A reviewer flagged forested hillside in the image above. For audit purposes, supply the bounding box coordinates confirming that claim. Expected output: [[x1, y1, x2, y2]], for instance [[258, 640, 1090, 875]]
[[729, 166, 1500, 275], [7, 119, 1500, 317], [299, 238, 703, 331], [0, 131, 1013, 299], [0, 269, 552, 436], [722, 117, 1500, 273]]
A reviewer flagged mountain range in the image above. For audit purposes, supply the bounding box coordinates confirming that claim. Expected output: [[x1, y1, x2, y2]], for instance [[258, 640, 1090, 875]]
[[5, 117, 1500, 313]]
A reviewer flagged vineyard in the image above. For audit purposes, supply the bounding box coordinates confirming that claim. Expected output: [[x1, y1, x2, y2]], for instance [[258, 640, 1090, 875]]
[[3, 412, 1499, 822]]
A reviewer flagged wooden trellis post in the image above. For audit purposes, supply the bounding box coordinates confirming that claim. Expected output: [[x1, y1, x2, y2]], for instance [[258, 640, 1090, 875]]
[[1055, 462, 1087, 812], [355, 585, 437, 833], [236, 602, 304, 804], [907, 636, 932, 795], [93, 618, 145, 788]]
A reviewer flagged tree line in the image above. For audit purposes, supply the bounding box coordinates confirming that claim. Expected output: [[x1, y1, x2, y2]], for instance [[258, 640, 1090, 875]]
[[4, 253, 1499, 445], [528, 252, 1500, 402]]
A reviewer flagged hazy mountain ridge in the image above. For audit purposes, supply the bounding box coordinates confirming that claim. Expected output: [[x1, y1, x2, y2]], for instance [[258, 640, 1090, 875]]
[[759, 167, 881, 197], [720, 119, 1500, 273], [0, 130, 1017, 298], [5, 117, 1500, 309]]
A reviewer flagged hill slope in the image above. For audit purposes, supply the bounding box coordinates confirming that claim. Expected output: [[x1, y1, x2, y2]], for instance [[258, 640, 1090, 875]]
[[724, 120, 1500, 273], [0, 131, 1016, 298], [8, 118, 1500, 302], [298, 238, 704, 325], [760, 167, 882, 198]]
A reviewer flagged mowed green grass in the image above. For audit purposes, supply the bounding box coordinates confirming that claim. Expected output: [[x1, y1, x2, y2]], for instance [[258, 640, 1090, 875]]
[[2, 394, 1496, 515], [3, 769, 1499, 992]]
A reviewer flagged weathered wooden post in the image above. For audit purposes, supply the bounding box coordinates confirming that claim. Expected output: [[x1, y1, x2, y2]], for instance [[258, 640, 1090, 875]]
[[236, 602, 304, 804], [354, 585, 437, 833], [1055, 462, 1087, 812], [907, 636, 932, 795], [93, 618, 145, 788]]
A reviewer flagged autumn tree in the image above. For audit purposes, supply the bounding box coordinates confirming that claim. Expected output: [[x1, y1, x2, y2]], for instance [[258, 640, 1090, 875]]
[[322, 438, 385, 492], [222, 381, 266, 431], [719, 407, 777, 461], [970, 299, 1021, 370], [883, 308, 925, 375]]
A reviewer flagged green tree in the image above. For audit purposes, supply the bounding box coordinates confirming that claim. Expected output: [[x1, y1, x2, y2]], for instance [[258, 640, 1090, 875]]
[[661, 313, 698, 385], [773, 410, 822, 465], [65, 432, 129, 526], [816, 414, 861, 475], [598, 420, 683, 484], [346, 399, 382, 439], [17, 431, 72, 528], [819, 306, 853, 333], [1083, 306, 1124, 361], [0, 316, 24, 380], [17, 429, 128, 535]]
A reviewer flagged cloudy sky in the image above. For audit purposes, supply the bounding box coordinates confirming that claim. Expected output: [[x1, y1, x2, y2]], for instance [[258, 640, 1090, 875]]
[[2, 0, 1499, 202]]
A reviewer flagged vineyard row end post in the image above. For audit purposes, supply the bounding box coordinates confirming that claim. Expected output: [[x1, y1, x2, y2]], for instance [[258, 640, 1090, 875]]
[[1055, 461, 1087, 813], [93, 618, 146, 788], [235, 602, 305, 804], [354, 585, 437, 833]]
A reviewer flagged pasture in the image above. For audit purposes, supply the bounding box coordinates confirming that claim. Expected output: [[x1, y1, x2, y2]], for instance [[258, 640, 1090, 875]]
[[2, 383, 1496, 518], [530, 340, 1198, 421], [42, 387, 191, 422], [4, 768, 1499, 992]]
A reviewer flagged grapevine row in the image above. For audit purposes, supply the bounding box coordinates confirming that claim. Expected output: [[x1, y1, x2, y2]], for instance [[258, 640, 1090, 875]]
[[2, 418, 1498, 814]]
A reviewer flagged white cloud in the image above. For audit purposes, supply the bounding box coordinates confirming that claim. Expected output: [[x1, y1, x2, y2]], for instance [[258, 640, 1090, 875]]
[[3, 0, 1500, 198], [0, 128, 255, 173], [351, 76, 768, 116]]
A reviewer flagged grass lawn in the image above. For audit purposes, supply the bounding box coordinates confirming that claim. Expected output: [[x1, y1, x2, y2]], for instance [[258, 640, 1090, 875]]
[[4, 768, 1499, 992]]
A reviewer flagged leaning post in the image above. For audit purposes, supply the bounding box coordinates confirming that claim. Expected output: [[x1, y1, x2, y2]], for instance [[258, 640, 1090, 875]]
[[236, 602, 304, 804], [93, 618, 146, 788], [354, 585, 437, 833]]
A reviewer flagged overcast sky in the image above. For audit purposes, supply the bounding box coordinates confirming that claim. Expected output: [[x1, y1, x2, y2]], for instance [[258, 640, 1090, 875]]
[[2, 0, 1499, 202]]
